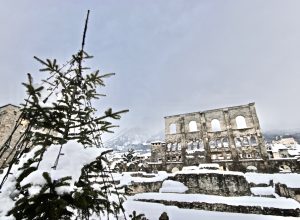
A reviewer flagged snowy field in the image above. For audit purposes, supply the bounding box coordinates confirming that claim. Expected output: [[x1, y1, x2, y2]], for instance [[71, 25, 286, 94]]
[[132, 192, 300, 209], [1, 142, 300, 219], [245, 172, 300, 188], [123, 199, 300, 220]]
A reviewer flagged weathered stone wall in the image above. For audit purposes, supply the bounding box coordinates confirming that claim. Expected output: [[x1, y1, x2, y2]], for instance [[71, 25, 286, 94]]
[[127, 181, 163, 195], [127, 172, 251, 196], [150, 142, 166, 163], [169, 172, 251, 196], [0, 104, 25, 169], [162, 103, 269, 172], [275, 183, 300, 203], [215, 158, 300, 173]]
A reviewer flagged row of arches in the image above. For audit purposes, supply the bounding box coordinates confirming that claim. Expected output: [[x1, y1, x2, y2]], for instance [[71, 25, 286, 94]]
[[166, 143, 182, 152], [167, 135, 258, 152], [210, 151, 261, 161], [209, 135, 258, 149], [209, 138, 229, 149], [211, 153, 231, 160], [187, 140, 204, 151], [166, 155, 182, 162], [234, 135, 258, 147], [238, 151, 261, 159], [169, 115, 248, 134]]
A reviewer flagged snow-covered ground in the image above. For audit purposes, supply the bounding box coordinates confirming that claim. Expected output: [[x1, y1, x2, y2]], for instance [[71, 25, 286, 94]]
[[112, 171, 169, 187], [159, 180, 188, 193], [250, 186, 275, 196], [0, 141, 112, 219], [245, 173, 300, 188], [1, 143, 300, 219], [175, 168, 245, 176], [132, 192, 300, 209], [123, 199, 300, 220]]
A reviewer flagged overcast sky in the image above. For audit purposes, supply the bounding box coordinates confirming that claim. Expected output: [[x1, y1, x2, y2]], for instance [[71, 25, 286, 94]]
[[1, 0, 300, 135]]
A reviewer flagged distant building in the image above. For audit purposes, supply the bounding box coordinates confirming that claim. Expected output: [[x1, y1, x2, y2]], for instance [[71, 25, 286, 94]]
[[272, 137, 298, 147], [266, 143, 289, 159], [266, 137, 300, 159]]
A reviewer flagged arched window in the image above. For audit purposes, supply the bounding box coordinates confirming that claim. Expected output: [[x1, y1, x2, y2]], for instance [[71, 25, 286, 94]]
[[250, 135, 257, 146], [193, 141, 198, 149], [199, 139, 204, 149], [172, 143, 177, 151], [236, 116, 247, 129], [187, 141, 193, 150], [167, 143, 172, 151], [177, 143, 182, 151], [216, 139, 222, 148], [211, 119, 221, 132], [242, 137, 249, 146], [222, 137, 229, 148], [209, 140, 216, 148], [169, 123, 176, 134], [235, 138, 242, 147], [189, 121, 198, 132]]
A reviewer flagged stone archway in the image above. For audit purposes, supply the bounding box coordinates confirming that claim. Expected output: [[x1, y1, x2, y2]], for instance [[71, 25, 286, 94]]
[[279, 164, 291, 173], [171, 167, 179, 173]]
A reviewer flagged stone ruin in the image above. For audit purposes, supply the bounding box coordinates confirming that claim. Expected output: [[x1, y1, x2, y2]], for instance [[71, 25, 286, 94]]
[[149, 103, 300, 172], [0, 104, 26, 169]]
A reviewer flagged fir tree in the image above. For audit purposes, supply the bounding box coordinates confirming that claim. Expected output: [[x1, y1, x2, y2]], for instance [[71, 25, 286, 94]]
[[129, 211, 148, 220], [72, 149, 126, 220], [1, 10, 129, 220], [123, 148, 137, 163], [8, 172, 73, 220]]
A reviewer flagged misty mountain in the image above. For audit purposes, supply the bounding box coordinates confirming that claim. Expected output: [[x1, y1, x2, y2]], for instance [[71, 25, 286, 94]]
[[104, 127, 164, 152], [263, 128, 300, 143], [104, 126, 300, 152]]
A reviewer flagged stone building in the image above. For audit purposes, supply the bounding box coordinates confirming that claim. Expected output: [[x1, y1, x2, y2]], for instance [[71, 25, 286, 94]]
[[0, 104, 26, 169], [150, 103, 269, 172], [272, 137, 298, 147]]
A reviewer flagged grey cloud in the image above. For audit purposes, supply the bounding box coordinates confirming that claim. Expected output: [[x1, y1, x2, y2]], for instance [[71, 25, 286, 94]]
[[1, 0, 300, 136]]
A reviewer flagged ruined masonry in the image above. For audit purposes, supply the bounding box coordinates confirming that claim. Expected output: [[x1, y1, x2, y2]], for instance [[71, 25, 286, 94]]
[[150, 103, 271, 172], [0, 104, 25, 169]]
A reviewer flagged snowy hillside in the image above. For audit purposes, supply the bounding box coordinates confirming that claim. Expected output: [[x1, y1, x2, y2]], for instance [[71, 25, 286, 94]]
[[264, 129, 300, 143], [104, 127, 164, 152]]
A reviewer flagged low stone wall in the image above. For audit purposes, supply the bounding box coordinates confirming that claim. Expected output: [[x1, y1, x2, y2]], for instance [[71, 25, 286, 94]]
[[0, 105, 24, 168], [126, 172, 251, 196], [169, 172, 251, 196], [127, 181, 163, 195], [130, 173, 156, 178], [275, 183, 300, 203], [136, 199, 300, 217]]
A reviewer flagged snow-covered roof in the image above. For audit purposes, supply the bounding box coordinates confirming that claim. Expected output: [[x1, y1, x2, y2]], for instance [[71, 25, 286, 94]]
[[270, 144, 288, 153], [288, 149, 300, 156], [113, 171, 169, 186], [151, 140, 165, 144], [159, 180, 188, 193], [181, 166, 199, 171]]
